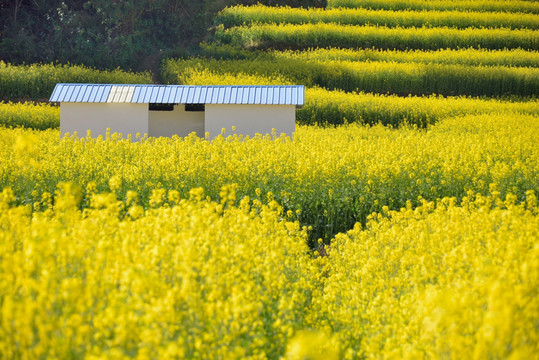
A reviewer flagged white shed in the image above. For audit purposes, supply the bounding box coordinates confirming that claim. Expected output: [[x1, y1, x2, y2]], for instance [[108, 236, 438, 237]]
[[49, 84, 305, 140]]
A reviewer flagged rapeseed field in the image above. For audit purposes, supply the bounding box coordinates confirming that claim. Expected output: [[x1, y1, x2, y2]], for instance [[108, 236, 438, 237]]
[[1, 0, 538, 358]]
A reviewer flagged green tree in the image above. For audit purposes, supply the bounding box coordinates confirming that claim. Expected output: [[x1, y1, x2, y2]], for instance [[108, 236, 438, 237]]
[[0, 0, 325, 70]]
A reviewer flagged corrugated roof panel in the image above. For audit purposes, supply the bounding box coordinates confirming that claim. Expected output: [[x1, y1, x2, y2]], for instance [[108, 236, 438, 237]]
[[228, 87, 236, 104], [107, 86, 116, 102], [162, 87, 172, 103], [207, 87, 214, 103], [203, 87, 212, 103], [98, 86, 111, 102], [264, 87, 270, 103], [192, 87, 201, 103], [147, 86, 159, 103], [146, 86, 156, 103], [117, 86, 128, 102], [81, 85, 92, 101], [146, 87, 156, 102], [49, 84, 305, 105], [248, 87, 256, 104], [122, 86, 134, 102], [78, 85, 90, 102], [285, 87, 292, 105], [114, 86, 127, 102], [167, 87, 178, 103], [234, 87, 243, 104], [76, 85, 90, 102], [84, 85, 99, 102], [176, 87, 186, 103], [115, 86, 134, 103], [290, 87, 298, 105], [141, 87, 153, 103], [281, 87, 288, 105], [132, 87, 142, 103], [203, 87, 211, 103], [181, 87, 189, 103], [184, 87, 194, 103], [107, 86, 118, 102], [222, 87, 231, 104], [198, 87, 208, 104], [272, 87, 278, 104], [136, 87, 146, 103], [85, 86, 99, 102], [176, 87, 185, 103], [126, 86, 135, 102], [279, 87, 287, 105], [64, 85, 75, 101], [157, 86, 167, 103], [91, 85, 102, 102], [55, 84, 68, 102], [137, 86, 149, 103], [260, 87, 268, 104], [49, 84, 60, 102], [210, 87, 218, 104], [50, 85, 62, 102], [64, 85, 77, 102], [217, 87, 226, 104], [245, 87, 253, 104], [70, 85, 82, 102], [253, 87, 261, 104]]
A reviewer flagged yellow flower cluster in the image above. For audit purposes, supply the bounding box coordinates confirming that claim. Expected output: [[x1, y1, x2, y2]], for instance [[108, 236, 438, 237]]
[[164, 56, 539, 97], [1, 113, 537, 242], [0, 186, 537, 358], [1, 0, 537, 357], [215, 23, 536, 52], [217, 4, 538, 30], [0, 186, 321, 359], [269, 47, 539, 68], [310, 192, 539, 359], [162, 64, 539, 126], [0, 101, 59, 130], [0, 61, 152, 100], [327, 0, 538, 13]]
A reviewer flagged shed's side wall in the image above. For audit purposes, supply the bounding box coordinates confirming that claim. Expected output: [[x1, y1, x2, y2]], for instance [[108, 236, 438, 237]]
[[204, 104, 296, 140], [148, 105, 204, 138], [60, 103, 148, 139]]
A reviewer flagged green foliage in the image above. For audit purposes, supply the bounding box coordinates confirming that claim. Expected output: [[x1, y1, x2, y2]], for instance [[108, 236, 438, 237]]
[[327, 0, 539, 13], [0, 1, 218, 69], [0, 62, 152, 100], [300, 88, 539, 127], [0, 0, 326, 70], [215, 23, 538, 51], [268, 47, 539, 68], [200, 44, 539, 68], [163, 56, 539, 97], [217, 5, 539, 30], [161, 65, 539, 127]]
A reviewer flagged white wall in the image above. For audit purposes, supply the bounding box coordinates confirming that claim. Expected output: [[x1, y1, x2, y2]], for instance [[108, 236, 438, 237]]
[[148, 104, 204, 138], [60, 103, 296, 141], [60, 103, 148, 140], [205, 104, 296, 140]]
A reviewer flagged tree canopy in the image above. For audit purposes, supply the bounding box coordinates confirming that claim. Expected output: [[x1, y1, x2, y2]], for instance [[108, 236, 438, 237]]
[[0, 0, 326, 70]]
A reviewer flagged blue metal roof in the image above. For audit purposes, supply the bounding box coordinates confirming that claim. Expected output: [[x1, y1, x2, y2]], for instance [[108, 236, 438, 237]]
[[49, 84, 305, 106]]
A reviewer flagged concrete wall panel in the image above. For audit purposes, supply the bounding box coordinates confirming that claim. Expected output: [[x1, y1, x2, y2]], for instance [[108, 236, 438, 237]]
[[60, 103, 148, 140], [205, 105, 296, 140]]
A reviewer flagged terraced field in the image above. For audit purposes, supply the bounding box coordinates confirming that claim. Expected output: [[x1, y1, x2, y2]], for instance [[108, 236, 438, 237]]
[[1, 1, 538, 359]]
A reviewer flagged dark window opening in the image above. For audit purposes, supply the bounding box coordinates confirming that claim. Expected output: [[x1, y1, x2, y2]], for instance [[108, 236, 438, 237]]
[[185, 103, 205, 112], [149, 103, 174, 111]]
